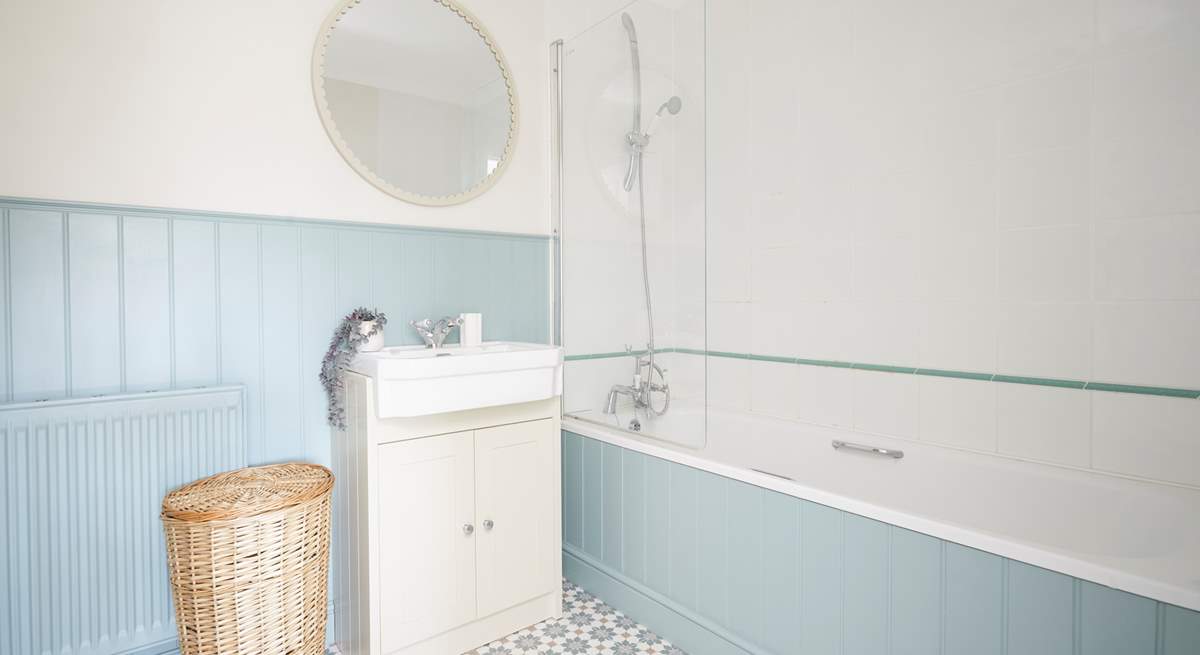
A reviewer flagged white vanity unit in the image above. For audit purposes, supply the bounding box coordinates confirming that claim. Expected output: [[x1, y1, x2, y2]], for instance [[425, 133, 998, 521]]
[[331, 342, 564, 655]]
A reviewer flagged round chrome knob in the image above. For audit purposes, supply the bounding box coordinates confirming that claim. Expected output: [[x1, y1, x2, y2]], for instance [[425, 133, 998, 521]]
[[463, 523, 474, 535], [483, 519, 494, 530]]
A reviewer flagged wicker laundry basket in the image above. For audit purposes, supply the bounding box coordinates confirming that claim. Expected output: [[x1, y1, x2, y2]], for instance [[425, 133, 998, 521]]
[[161, 463, 334, 655]]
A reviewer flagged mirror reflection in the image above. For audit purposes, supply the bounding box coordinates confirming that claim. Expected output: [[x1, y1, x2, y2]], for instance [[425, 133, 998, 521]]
[[316, 0, 516, 204]]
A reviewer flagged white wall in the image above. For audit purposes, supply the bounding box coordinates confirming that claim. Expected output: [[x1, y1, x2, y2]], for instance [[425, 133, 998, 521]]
[[0, 0, 548, 235], [706, 0, 1200, 487]]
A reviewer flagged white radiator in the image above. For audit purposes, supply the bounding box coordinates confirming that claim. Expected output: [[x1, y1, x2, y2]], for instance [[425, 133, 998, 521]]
[[0, 386, 246, 655]]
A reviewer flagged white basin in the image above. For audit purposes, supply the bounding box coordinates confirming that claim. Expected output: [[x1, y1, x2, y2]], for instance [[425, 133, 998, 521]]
[[349, 341, 563, 418]]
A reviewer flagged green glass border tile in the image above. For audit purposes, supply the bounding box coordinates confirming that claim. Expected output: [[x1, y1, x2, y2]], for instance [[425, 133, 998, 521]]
[[566, 350, 648, 361], [795, 358, 854, 368], [568, 348, 1200, 400], [989, 375, 1086, 389], [1083, 382, 1200, 399], [747, 353, 796, 364], [915, 368, 994, 381], [673, 347, 708, 356], [706, 350, 749, 359], [852, 363, 918, 374]]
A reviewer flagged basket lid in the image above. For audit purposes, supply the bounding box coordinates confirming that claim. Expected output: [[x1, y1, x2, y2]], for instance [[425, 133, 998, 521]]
[[162, 463, 334, 522]]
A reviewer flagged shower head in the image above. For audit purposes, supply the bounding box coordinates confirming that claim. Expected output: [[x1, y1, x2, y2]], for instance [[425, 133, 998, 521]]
[[657, 96, 682, 116], [621, 13, 638, 45]]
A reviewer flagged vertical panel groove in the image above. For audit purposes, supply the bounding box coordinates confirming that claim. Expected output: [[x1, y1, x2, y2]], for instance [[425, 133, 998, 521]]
[[116, 215, 127, 392], [1080, 575, 1089, 652], [940, 541, 947, 655], [61, 212, 72, 396], [296, 226, 306, 459], [3, 208, 12, 401], [213, 222, 222, 382], [257, 225, 266, 450], [1001, 558, 1009, 655], [167, 218, 177, 387], [1155, 598, 1166, 655]]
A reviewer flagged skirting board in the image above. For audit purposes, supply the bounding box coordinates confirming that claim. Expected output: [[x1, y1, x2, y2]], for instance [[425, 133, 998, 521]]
[[563, 546, 757, 655]]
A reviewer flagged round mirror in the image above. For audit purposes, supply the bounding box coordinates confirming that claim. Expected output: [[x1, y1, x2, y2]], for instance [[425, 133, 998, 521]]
[[313, 0, 518, 205]]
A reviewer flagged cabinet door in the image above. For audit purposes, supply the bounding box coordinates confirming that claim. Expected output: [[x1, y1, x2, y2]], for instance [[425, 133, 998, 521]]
[[377, 431, 476, 652], [475, 419, 556, 617]]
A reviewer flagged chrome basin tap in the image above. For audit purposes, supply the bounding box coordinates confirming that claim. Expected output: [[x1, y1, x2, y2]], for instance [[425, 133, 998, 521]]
[[409, 316, 463, 349]]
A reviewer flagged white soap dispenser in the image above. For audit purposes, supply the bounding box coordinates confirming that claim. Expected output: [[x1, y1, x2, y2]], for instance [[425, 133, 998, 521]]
[[460, 313, 482, 347]]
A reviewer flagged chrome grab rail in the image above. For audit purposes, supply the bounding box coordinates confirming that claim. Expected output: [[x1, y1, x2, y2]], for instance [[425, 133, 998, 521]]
[[832, 439, 904, 459]]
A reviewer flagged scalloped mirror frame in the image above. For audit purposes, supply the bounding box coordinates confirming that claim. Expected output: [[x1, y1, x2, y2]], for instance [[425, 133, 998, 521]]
[[311, 0, 520, 206]]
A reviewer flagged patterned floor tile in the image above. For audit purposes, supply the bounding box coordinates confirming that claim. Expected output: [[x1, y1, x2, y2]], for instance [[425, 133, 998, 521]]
[[465, 580, 685, 655]]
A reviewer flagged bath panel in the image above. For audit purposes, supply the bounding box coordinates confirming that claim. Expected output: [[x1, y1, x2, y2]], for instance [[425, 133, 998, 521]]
[[562, 430, 1200, 655]]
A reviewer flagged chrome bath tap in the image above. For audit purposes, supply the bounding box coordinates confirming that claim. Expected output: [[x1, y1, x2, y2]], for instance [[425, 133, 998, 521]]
[[602, 345, 670, 417], [409, 316, 463, 349]]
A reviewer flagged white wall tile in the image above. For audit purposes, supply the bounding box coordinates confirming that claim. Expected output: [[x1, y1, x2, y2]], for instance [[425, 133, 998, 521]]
[[1092, 392, 1200, 486], [1091, 131, 1200, 220], [759, 238, 852, 302], [707, 242, 751, 302], [1093, 301, 1200, 388], [790, 301, 851, 362], [852, 237, 922, 300], [846, 301, 922, 367], [1095, 214, 1200, 300], [750, 302, 799, 357], [997, 302, 1092, 380], [997, 384, 1091, 467], [663, 351, 706, 402], [922, 159, 997, 236], [920, 302, 997, 373], [853, 167, 927, 240], [918, 376, 998, 452], [998, 226, 1091, 302], [750, 246, 800, 304], [708, 301, 749, 353], [749, 360, 801, 420], [1092, 26, 1200, 145], [997, 146, 1089, 229], [795, 365, 854, 428], [920, 229, 997, 300], [998, 67, 1090, 156], [707, 356, 750, 411], [1096, 0, 1200, 48], [999, 0, 1094, 80], [852, 370, 919, 439]]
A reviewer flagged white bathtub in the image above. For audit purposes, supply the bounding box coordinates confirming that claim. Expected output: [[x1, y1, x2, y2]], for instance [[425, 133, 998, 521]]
[[564, 405, 1200, 612]]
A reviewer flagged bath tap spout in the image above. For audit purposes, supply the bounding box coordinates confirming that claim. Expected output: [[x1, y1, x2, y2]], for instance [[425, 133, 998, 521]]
[[604, 384, 637, 414]]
